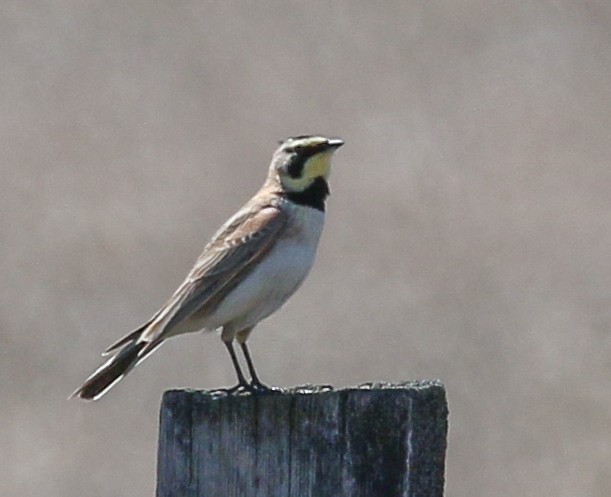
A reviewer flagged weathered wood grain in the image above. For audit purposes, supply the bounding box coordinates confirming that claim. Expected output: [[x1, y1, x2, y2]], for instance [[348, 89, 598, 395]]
[[157, 381, 448, 497]]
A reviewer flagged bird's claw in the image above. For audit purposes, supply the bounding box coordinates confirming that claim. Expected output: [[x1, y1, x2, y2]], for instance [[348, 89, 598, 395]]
[[210, 381, 281, 396]]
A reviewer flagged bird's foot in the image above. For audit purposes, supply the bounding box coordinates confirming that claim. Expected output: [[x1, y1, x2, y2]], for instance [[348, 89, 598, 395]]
[[248, 380, 282, 395], [210, 383, 250, 396], [210, 381, 281, 396]]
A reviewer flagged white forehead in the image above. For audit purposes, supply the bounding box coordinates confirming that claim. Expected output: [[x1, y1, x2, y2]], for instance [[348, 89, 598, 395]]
[[283, 136, 328, 148]]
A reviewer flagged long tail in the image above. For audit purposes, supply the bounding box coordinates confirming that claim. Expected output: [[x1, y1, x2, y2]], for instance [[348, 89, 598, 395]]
[[71, 341, 146, 401], [71, 335, 162, 401]]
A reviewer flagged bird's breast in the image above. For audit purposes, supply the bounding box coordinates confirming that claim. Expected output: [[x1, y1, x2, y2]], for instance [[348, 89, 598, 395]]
[[206, 205, 325, 330]]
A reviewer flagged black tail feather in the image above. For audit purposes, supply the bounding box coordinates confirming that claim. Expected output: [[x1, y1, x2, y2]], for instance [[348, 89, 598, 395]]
[[72, 341, 147, 401]]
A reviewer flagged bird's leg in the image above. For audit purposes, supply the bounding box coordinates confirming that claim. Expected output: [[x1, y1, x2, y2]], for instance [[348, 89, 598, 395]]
[[239, 342, 276, 392], [239, 342, 262, 386], [220, 340, 250, 394], [236, 327, 270, 391]]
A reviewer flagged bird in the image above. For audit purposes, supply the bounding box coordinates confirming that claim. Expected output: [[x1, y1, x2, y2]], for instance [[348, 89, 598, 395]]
[[72, 135, 344, 400]]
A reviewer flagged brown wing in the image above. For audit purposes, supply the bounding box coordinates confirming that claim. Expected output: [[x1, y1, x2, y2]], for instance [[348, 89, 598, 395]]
[[138, 203, 286, 345]]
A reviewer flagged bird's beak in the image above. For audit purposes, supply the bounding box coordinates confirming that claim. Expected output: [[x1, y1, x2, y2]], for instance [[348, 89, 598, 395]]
[[327, 138, 344, 149]]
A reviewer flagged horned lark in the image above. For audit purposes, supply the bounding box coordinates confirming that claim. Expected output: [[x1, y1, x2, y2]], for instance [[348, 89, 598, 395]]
[[72, 135, 343, 400]]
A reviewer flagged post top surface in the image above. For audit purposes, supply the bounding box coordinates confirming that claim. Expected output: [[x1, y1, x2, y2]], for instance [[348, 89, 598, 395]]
[[162, 380, 445, 403]]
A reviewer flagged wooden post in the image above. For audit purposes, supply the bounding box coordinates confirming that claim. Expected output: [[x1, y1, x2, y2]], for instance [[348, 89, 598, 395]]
[[157, 381, 448, 497]]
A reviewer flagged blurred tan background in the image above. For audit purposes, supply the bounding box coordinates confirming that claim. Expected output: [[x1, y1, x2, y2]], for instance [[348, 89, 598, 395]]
[[2, 1, 611, 496]]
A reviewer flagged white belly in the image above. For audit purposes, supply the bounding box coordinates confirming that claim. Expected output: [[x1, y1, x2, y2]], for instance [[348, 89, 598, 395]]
[[204, 206, 324, 332]]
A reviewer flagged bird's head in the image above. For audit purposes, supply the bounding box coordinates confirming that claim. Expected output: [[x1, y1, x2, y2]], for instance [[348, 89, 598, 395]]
[[270, 135, 344, 193]]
